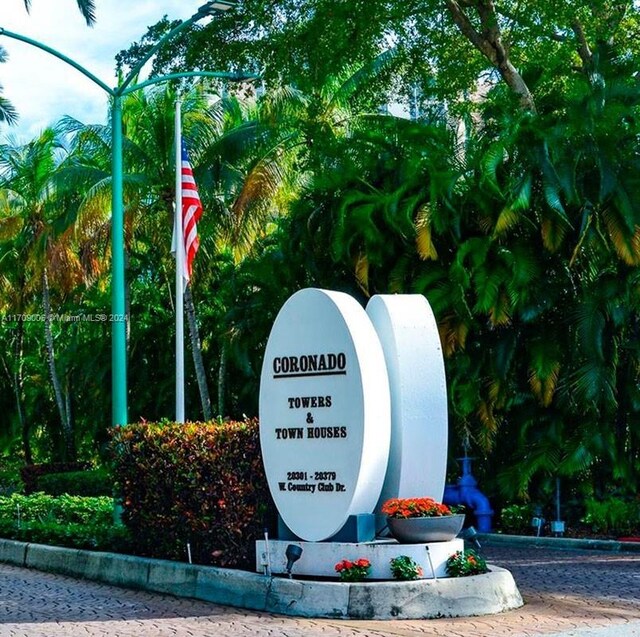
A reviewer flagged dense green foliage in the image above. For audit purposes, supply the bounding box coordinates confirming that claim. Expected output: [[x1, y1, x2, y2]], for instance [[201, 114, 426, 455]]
[[36, 468, 113, 497], [21, 462, 92, 495], [110, 418, 271, 569], [0, 1, 639, 511], [0, 492, 129, 551], [581, 497, 640, 535], [0, 492, 112, 525], [499, 504, 536, 535]]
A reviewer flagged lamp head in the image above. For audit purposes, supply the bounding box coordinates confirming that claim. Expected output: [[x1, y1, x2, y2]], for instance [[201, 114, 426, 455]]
[[197, 0, 237, 16], [459, 526, 481, 549], [285, 544, 303, 577]]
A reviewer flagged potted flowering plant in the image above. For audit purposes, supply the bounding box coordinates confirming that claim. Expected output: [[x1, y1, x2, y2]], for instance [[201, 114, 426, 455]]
[[390, 555, 424, 580], [445, 549, 488, 577], [334, 558, 371, 582], [381, 497, 465, 543]]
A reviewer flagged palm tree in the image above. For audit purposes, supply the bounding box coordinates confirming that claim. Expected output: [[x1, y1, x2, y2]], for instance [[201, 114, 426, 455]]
[[234, 40, 640, 501], [120, 85, 218, 420], [0, 128, 91, 460], [59, 86, 220, 421], [0, 48, 18, 125], [431, 45, 640, 497], [0, 192, 31, 461], [109, 83, 298, 420]]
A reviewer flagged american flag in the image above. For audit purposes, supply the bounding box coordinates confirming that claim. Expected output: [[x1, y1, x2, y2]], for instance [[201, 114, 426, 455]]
[[180, 139, 203, 283]]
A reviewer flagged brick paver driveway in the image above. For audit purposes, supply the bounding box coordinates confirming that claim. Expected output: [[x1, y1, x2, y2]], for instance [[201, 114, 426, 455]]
[[0, 544, 638, 636]]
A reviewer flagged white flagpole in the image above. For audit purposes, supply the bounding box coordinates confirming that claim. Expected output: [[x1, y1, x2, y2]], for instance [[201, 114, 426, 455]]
[[175, 100, 185, 423]]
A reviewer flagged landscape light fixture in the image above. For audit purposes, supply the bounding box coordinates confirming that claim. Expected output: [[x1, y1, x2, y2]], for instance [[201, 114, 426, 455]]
[[285, 544, 303, 578], [459, 526, 481, 549]]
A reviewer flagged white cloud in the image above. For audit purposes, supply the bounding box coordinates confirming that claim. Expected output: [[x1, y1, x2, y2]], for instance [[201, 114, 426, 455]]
[[0, 0, 205, 141]]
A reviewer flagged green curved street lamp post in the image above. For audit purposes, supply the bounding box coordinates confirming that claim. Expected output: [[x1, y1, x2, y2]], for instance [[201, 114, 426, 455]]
[[0, 1, 249, 426]]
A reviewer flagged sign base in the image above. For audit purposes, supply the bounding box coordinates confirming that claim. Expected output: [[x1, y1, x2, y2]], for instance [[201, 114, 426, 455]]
[[277, 513, 376, 543], [256, 538, 463, 580]]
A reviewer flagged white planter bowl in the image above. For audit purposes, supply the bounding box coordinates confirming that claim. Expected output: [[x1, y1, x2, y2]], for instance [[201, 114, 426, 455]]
[[387, 514, 465, 543]]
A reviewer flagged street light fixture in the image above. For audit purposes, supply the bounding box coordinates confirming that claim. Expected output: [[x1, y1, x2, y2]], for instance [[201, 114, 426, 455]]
[[0, 2, 254, 426], [198, 1, 237, 16]]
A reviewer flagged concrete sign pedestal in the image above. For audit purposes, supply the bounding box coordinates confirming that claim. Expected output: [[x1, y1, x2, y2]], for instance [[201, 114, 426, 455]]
[[256, 538, 463, 580]]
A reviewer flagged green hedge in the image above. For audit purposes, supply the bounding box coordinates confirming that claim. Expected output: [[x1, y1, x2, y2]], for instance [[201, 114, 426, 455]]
[[0, 493, 131, 551], [37, 468, 113, 497], [110, 418, 272, 569], [21, 462, 92, 494], [0, 492, 113, 525]]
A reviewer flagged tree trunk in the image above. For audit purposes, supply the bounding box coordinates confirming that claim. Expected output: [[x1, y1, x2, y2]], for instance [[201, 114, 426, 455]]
[[496, 59, 537, 113], [42, 268, 74, 461], [184, 285, 212, 421], [65, 371, 75, 450], [64, 323, 79, 447], [0, 326, 31, 464], [14, 322, 31, 464], [12, 277, 31, 464], [445, 0, 537, 113]]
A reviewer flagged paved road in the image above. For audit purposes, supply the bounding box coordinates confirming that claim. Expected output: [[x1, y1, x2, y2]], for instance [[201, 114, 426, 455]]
[[0, 544, 638, 636]]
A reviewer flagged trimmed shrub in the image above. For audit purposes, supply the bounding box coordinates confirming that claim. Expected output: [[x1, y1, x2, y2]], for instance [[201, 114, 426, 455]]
[[0, 492, 113, 525], [37, 468, 113, 497], [110, 418, 272, 569], [0, 518, 131, 551], [0, 492, 130, 552], [21, 462, 91, 495]]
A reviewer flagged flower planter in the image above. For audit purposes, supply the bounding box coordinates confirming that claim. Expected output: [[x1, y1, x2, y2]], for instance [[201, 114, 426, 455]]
[[387, 513, 465, 543]]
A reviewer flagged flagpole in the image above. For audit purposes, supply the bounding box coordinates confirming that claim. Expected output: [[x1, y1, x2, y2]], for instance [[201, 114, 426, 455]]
[[175, 100, 185, 423]]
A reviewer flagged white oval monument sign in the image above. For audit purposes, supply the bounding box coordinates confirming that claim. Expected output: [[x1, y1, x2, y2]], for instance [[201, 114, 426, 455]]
[[366, 294, 448, 508], [259, 288, 391, 541]]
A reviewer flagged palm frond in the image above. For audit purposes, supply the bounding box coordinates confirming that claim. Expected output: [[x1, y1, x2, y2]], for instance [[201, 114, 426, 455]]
[[480, 142, 505, 196], [76, 0, 96, 26], [602, 206, 640, 266], [326, 48, 398, 111], [415, 204, 438, 260], [0, 96, 19, 126]]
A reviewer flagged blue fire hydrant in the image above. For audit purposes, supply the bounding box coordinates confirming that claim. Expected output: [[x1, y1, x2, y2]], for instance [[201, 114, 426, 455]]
[[443, 456, 494, 533]]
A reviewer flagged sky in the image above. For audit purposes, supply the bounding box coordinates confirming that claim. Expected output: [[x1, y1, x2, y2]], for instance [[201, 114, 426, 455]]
[[0, 0, 207, 142]]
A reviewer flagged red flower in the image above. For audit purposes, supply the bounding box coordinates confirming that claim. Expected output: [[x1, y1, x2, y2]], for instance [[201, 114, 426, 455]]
[[334, 557, 371, 581], [382, 497, 451, 518]]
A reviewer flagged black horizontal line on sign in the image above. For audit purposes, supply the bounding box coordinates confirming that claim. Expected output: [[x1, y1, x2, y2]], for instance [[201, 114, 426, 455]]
[[273, 371, 347, 379]]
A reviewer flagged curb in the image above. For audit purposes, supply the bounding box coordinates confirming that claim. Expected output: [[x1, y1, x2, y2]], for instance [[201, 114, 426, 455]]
[[478, 533, 640, 553], [0, 538, 523, 620]]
